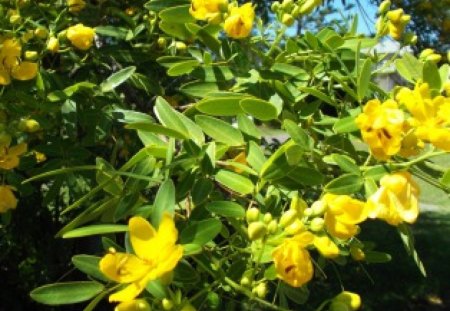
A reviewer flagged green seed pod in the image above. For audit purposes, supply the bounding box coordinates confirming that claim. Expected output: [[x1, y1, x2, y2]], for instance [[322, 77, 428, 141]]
[[246, 207, 260, 223], [309, 217, 325, 232], [248, 222, 267, 240]]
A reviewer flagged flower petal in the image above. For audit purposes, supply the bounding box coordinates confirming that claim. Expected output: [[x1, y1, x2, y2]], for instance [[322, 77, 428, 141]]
[[11, 62, 38, 81], [129, 216, 156, 259], [99, 252, 150, 284]]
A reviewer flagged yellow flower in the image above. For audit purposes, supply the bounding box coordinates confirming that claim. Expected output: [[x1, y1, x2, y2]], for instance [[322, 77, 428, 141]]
[[299, 0, 322, 15], [313, 235, 339, 258], [0, 39, 38, 85], [272, 232, 314, 287], [355, 99, 405, 160], [0, 185, 17, 213], [397, 82, 450, 151], [223, 3, 255, 39], [386, 9, 410, 40], [322, 194, 368, 240], [115, 299, 151, 311], [47, 37, 60, 53], [67, 0, 86, 13], [190, 0, 227, 21], [66, 24, 95, 51], [100, 214, 183, 302], [367, 171, 420, 226], [333, 291, 362, 310], [0, 142, 27, 170]]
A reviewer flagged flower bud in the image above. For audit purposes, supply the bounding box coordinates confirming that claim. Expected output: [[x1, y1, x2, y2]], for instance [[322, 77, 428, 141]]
[[157, 37, 167, 49], [9, 14, 21, 24], [311, 200, 327, 216], [400, 14, 411, 25], [329, 301, 351, 311], [403, 32, 417, 45], [281, 13, 295, 26], [426, 54, 442, 63], [291, 5, 300, 17], [246, 207, 260, 223], [175, 41, 187, 53], [162, 298, 174, 310], [334, 291, 361, 310], [19, 119, 40, 133], [378, 0, 391, 14], [25, 51, 39, 61], [350, 246, 365, 261], [281, 0, 294, 11], [387, 9, 404, 24], [271, 1, 280, 12], [35, 27, 48, 39], [299, 0, 322, 15], [240, 276, 252, 286], [309, 217, 324, 232], [279, 209, 297, 228], [46, 37, 59, 53], [284, 219, 304, 235], [255, 283, 267, 298], [290, 195, 307, 215], [268, 219, 278, 234], [303, 207, 313, 217], [248, 222, 267, 240], [263, 213, 272, 224]]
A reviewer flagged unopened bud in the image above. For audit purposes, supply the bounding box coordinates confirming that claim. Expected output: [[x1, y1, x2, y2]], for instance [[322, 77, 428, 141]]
[[350, 246, 365, 261], [378, 0, 391, 14], [19, 119, 40, 133], [284, 219, 304, 235], [46, 37, 59, 53], [311, 200, 327, 216], [281, 13, 295, 26], [334, 291, 361, 310], [115, 299, 151, 311], [268, 219, 278, 234], [240, 276, 252, 286], [279, 209, 297, 228], [255, 283, 267, 298], [281, 0, 294, 11], [310, 217, 324, 232], [34, 27, 48, 39], [426, 54, 442, 63], [263, 213, 272, 224], [248, 222, 267, 240], [25, 51, 38, 61], [246, 207, 260, 223], [180, 303, 197, 311], [271, 1, 280, 12], [9, 14, 21, 24], [157, 37, 167, 49], [175, 41, 187, 53], [162, 298, 174, 310]]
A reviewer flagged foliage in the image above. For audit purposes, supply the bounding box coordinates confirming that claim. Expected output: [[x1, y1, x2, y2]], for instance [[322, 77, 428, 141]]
[[0, 0, 449, 310]]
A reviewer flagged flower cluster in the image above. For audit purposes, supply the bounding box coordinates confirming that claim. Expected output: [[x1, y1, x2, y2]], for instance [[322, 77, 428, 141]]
[[189, 0, 255, 39], [0, 38, 38, 85], [356, 82, 450, 160], [376, 1, 413, 42]]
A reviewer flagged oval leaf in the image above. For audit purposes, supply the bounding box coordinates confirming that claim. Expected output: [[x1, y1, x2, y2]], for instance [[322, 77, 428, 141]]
[[101, 66, 136, 92], [206, 201, 245, 219], [30, 282, 104, 305], [215, 169, 254, 195], [62, 224, 128, 239], [240, 98, 278, 121], [325, 174, 364, 195]]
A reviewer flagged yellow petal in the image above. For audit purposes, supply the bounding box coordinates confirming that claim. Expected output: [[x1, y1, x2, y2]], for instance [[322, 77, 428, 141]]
[[0, 67, 11, 85], [109, 282, 144, 303], [99, 252, 150, 284], [314, 236, 339, 258], [11, 62, 38, 81], [129, 216, 156, 260], [8, 143, 27, 157], [0, 185, 18, 213]]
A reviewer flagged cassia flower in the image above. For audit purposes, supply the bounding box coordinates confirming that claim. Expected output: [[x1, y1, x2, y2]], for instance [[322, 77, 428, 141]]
[[0, 39, 38, 85], [0, 185, 17, 213], [190, 0, 227, 22], [322, 194, 368, 240], [397, 82, 450, 151], [0, 142, 27, 170], [355, 99, 405, 160], [367, 171, 420, 226], [272, 231, 314, 287], [100, 214, 183, 302], [66, 24, 95, 51], [223, 3, 255, 39], [313, 235, 339, 258]]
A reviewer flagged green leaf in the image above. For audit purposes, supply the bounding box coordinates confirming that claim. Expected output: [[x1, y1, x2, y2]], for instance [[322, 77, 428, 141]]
[[180, 81, 219, 98], [159, 5, 195, 23], [146, 279, 168, 299], [240, 98, 279, 121], [298, 87, 334, 105], [206, 201, 245, 219], [398, 224, 427, 276], [237, 114, 261, 139], [95, 26, 128, 39], [271, 63, 309, 79], [145, 0, 189, 11], [126, 122, 188, 139], [333, 115, 358, 133], [152, 179, 176, 228], [72, 255, 108, 282], [395, 53, 423, 83], [423, 61, 441, 90], [155, 97, 204, 144], [325, 174, 364, 195], [286, 166, 324, 186], [191, 66, 234, 82], [196, 97, 245, 116], [180, 218, 222, 245], [195, 115, 244, 146], [215, 170, 254, 195], [330, 154, 360, 174], [357, 58, 372, 101], [100, 66, 136, 92], [283, 120, 312, 151], [192, 178, 214, 205], [159, 21, 192, 40], [279, 283, 309, 305], [62, 225, 128, 238], [30, 282, 104, 305], [247, 141, 266, 173], [167, 60, 200, 77]]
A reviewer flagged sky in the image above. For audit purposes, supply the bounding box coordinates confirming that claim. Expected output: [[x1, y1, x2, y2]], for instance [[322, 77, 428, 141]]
[[330, 0, 378, 35]]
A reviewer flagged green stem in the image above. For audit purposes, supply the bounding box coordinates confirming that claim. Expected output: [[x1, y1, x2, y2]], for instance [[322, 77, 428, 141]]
[[266, 25, 287, 58]]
